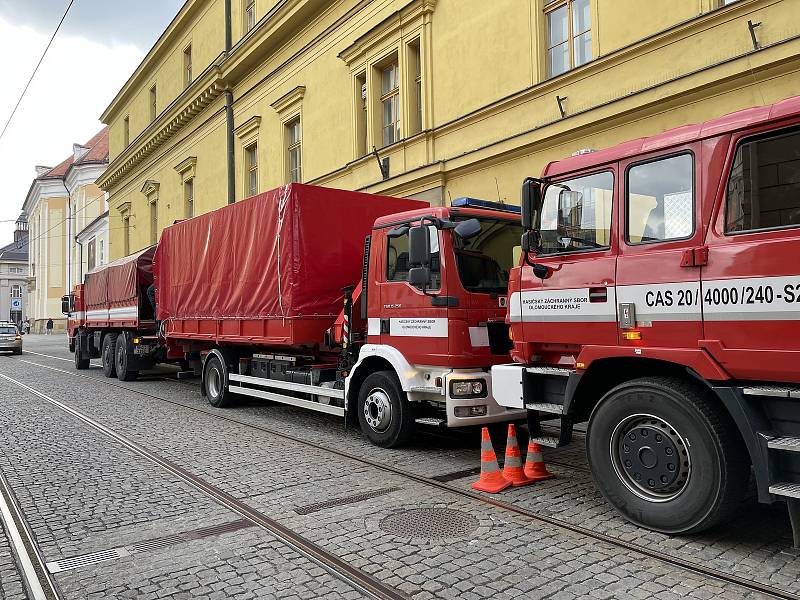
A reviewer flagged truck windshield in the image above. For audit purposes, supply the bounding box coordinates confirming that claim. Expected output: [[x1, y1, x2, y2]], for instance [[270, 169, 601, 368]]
[[453, 216, 522, 294]]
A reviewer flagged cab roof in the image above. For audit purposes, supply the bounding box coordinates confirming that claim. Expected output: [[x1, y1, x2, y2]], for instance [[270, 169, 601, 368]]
[[372, 204, 520, 229], [545, 94, 800, 178]]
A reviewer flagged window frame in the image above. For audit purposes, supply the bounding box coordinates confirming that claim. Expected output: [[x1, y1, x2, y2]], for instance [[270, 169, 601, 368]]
[[123, 116, 130, 147], [380, 59, 401, 148], [183, 44, 193, 88], [624, 150, 696, 247], [537, 168, 616, 256], [245, 0, 256, 33], [287, 118, 302, 184], [724, 126, 800, 236], [184, 177, 195, 218], [544, 0, 593, 78], [149, 85, 157, 122], [245, 142, 258, 196]]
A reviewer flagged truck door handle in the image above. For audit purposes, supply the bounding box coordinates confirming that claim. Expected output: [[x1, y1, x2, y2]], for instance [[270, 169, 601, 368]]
[[589, 287, 607, 303]]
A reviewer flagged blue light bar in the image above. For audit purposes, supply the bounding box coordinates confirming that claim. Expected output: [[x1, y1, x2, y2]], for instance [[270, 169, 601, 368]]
[[451, 197, 521, 214]]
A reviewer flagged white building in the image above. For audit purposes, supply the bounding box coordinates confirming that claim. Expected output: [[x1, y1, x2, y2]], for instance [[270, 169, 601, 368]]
[[23, 128, 108, 332], [0, 214, 29, 326]]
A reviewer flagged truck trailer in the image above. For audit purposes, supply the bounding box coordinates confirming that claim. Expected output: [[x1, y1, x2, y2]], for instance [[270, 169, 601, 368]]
[[66, 183, 524, 447], [490, 95, 800, 542]]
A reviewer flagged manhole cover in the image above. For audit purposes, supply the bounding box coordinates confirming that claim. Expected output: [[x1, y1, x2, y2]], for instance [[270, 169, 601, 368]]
[[379, 508, 479, 539]]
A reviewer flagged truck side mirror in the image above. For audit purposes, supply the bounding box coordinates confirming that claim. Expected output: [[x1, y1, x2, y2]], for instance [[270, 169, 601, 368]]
[[408, 266, 431, 287], [521, 178, 542, 230], [61, 295, 71, 315], [454, 218, 481, 241], [408, 225, 431, 267]]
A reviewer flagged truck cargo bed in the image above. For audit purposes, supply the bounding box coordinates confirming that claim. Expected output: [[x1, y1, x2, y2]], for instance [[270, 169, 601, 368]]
[[155, 183, 426, 348]]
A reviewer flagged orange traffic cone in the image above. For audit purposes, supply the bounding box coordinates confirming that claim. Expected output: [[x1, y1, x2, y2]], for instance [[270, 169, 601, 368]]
[[523, 440, 555, 482], [502, 424, 533, 487], [472, 427, 511, 493]]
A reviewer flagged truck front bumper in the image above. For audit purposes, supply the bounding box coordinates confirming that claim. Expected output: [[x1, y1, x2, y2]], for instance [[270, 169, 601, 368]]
[[444, 369, 525, 427]]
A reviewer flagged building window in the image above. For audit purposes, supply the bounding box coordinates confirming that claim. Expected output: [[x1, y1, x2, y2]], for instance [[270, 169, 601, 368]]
[[246, 144, 258, 196], [287, 119, 302, 183], [150, 201, 158, 245], [184, 45, 193, 87], [123, 116, 130, 146], [246, 0, 256, 32], [546, 0, 592, 77], [355, 73, 367, 157], [408, 40, 423, 135], [123, 216, 130, 256], [185, 178, 194, 218], [381, 61, 400, 147], [150, 85, 157, 122], [11, 285, 21, 299], [9, 267, 22, 274], [87, 238, 97, 271], [99, 239, 104, 266]]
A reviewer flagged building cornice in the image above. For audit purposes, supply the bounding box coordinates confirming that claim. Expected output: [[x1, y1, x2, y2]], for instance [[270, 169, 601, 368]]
[[233, 116, 261, 139], [64, 161, 108, 193], [76, 211, 109, 242], [98, 64, 226, 191], [101, 0, 208, 123]]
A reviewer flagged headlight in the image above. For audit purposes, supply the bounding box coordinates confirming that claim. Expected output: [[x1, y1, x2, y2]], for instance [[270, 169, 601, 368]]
[[450, 379, 487, 398]]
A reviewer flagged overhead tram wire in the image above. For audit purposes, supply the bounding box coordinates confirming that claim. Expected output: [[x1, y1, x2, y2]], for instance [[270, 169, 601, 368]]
[[0, 0, 76, 144]]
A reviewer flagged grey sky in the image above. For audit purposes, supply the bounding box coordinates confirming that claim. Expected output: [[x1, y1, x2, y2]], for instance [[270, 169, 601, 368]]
[[0, 0, 185, 50]]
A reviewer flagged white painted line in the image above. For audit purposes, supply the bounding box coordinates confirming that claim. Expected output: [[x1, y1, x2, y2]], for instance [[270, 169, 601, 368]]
[[23, 350, 100, 366], [0, 472, 57, 599]]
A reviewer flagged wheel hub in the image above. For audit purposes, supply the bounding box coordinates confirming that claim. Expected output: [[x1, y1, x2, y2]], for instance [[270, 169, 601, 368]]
[[611, 415, 691, 502], [364, 388, 392, 432]]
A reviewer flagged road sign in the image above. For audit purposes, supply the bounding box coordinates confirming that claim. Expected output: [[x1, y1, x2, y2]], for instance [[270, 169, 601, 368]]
[[10, 299, 22, 310]]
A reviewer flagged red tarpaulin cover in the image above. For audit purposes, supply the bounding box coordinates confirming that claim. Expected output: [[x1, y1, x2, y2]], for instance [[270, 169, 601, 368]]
[[84, 246, 155, 310], [154, 184, 427, 322]]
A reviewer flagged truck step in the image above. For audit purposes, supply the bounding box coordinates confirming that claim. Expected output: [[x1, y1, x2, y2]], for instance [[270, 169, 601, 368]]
[[529, 436, 562, 449], [769, 483, 800, 499], [768, 437, 800, 452], [525, 403, 564, 415], [408, 386, 443, 394], [414, 417, 447, 427], [526, 366, 573, 377], [742, 385, 800, 398]]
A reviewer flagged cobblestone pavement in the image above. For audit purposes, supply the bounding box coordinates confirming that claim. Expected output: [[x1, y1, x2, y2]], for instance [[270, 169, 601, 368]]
[[0, 335, 797, 599], [0, 518, 27, 600]]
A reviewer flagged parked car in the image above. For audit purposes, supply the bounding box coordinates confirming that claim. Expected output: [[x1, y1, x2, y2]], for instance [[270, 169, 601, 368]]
[[0, 322, 22, 355]]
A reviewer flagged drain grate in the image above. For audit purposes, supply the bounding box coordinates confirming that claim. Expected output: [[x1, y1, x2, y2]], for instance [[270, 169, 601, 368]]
[[295, 487, 401, 515], [46, 519, 254, 573], [379, 508, 479, 539]]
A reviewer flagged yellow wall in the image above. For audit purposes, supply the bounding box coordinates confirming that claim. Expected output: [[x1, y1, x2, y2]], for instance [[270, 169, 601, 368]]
[[100, 0, 800, 260]]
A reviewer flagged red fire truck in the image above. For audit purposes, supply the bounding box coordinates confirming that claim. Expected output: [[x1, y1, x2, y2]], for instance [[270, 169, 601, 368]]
[[65, 184, 524, 447], [490, 95, 800, 542]]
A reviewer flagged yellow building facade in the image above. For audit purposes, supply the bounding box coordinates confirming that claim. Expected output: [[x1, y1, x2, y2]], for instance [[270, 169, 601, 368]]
[[99, 0, 800, 259]]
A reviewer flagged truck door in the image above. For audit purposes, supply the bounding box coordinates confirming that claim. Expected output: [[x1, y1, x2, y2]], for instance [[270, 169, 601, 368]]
[[701, 126, 800, 382], [378, 224, 449, 365], [616, 149, 702, 348], [515, 170, 617, 348]]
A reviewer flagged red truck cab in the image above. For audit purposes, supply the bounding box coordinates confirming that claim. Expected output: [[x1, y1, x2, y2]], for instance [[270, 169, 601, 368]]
[[493, 95, 800, 544]]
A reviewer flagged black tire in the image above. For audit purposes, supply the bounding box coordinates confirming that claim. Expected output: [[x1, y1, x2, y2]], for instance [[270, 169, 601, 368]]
[[114, 333, 138, 381], [357, 371, 414, 448], [586, 376, 749, 535], [13, 348, 22, 356], [102, 333, 118, 378], [74, 345, 90, 370], [203, 355, 231, 408]]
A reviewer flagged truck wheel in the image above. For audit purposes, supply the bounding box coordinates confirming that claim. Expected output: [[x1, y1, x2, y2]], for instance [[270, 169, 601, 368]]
[[203, 355, 231, 408], [115, 333, 138, 381], [74, 334, 90, 370], [586, 376, 749, 535], [102, 333, 118, 378], [357, 371, 414, 448]]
